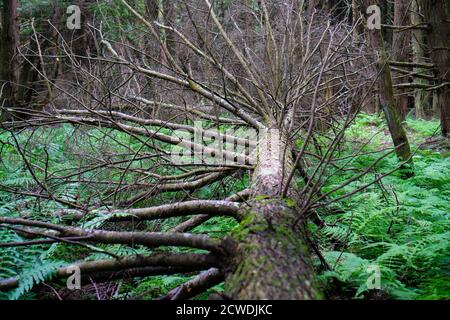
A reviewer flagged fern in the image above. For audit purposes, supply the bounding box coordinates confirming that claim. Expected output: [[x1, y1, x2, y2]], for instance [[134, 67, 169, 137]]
[[316, 114, 449, 300], [1, 115, 448, 300], [7, 260, 64, 300]]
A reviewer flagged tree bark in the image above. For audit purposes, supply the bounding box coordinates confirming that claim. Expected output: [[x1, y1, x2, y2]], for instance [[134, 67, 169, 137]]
[[145, 0, 159, 21], [365, 0, 412, 162], [224, 129, 321, 299], [392, 0, 411, 119], [70, 0, 96, 59], [162, 0, 176, 57], [422, 0, 450, 136], [352, 0, 361, 44], [0, 254, 220, 291], [379, 0, 393, 45], [411, 0, 430, 119], [0, 0, 20, 119]]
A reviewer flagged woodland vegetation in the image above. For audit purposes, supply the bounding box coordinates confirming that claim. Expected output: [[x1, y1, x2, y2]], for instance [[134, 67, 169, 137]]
[[0, 0, 448, 300]]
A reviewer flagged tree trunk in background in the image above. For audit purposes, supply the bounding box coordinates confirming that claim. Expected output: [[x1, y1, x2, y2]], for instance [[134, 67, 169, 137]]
[[308, 0, 318, 14], [157, 0, 167, 65], [149, 0, 176, 65], [241, 0, 253, 46], [0, 0, 20, 120], [422, 0, 450, 137], [365, 0, 412, 162], [392, 0, 411, 120], [143, 0, 159, 97], [162, 0, 176, 57], [352, 0, 361, 44], [145, 0, 159, 21], [432, 90, 438, 117], [15, 35, 38, 107], [83, 0, 97, 55], [71, 0, 96, 59], [16, 2, 62, 110], [379, 0, 393, 46], [410, 0, 430, 119], [225, 129, 321, 299]]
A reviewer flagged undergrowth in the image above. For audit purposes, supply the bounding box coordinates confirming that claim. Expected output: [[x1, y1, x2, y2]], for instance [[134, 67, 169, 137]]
[[0, 114, 448, 300], [313, 114, 449, 299]]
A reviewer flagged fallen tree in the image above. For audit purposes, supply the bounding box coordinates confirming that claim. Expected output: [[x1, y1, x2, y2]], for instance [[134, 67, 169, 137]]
[[0, 0, 414, 300]]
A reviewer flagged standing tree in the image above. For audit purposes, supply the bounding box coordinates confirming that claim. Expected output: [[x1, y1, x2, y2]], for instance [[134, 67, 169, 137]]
[[422, 0, 450, 137], [365, 0, 412, 162], [392, 0, 411, 120], [0, 0, 20, 120], [410, 0, 431, 119]]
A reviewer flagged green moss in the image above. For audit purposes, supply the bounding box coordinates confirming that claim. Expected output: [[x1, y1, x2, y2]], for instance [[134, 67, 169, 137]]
[[188, 79, 201, 91], [231, 211, 267, 241], [283, 197, 296, 208]]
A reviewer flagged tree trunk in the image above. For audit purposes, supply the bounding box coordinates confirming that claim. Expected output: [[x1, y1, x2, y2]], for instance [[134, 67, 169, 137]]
[[241, 0, 253, 46], [145, 0, 159, 21], [352, 0, 361, 44], [392, 0, 411, 120], [225, 128, 321, 299], [365, 0, 412, 162], [162, 0, 176, 57], [0, 0, 20, 119], [422, 0, 450, 137], [308, 0, 318, 14], [379, 0, 393, 46], [16, 3, 62, 111], [71, 0, 96, 59], [411, 0, 431, 119]]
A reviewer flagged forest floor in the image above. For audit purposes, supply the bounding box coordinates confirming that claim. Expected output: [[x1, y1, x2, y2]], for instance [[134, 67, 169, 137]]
[[0, 113, 448, 300], [313, 114, 449, 300]]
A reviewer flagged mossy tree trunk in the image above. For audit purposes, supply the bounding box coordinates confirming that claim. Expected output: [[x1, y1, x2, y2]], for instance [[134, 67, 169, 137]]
[[365, 0, 412, 162], [224, 128, 321, 300]]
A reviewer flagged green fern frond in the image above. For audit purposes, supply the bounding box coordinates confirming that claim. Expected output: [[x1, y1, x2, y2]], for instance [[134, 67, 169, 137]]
[[8, 260, 64, 300]]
